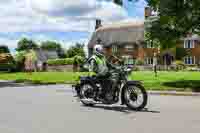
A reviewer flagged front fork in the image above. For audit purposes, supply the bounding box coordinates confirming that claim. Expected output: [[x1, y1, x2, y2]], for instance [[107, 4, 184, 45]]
[[120, 83, 126, 105]]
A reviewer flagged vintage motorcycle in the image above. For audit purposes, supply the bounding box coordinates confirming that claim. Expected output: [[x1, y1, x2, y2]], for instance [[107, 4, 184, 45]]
[[72, 63, 148, 111]]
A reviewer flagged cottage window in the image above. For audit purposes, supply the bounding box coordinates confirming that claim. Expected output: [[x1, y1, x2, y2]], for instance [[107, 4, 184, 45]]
[[145, 57, 153, 65], [122, 56, 134, 65], [146, 42, 154, 48], [127, 58, 135, 65], [125, 45, 134, 51], [112, 45, 118, 53], [184, 40, 195, 48], [184, 56, 195, 65]]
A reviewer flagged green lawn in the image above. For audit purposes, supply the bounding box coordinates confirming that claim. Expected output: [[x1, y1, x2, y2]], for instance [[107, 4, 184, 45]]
[[0, 71, 200, 92]]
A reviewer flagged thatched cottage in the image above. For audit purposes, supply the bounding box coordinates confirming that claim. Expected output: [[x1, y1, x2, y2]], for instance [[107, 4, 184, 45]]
[[88, 21, 145, 65]]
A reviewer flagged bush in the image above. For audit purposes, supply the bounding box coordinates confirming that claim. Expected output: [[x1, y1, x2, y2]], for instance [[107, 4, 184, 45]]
[[47, 56, 85, 66], [14, 51, 27, 71], [132, 66, 140, 71], [47, 58, 74, 66], [173, 60, 186, 71], [73, 55, 85, 65], [185, 66, 199, 71], [135, 59, 144, 65], [174, 60, 184, 66]]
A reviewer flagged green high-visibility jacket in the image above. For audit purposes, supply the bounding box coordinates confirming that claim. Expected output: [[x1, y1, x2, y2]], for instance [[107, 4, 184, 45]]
[[89, 55, 108, 76]]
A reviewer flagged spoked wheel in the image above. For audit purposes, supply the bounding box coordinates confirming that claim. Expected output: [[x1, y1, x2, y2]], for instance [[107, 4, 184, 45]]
[[124, 84, 147, 111], [80, 83, 96, 106]]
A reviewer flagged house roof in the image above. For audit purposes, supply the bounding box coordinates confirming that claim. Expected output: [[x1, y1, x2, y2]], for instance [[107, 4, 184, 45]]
[[34, 49, 58, 62], [34, 49, 48, 62], [88, 21, 144, 48]]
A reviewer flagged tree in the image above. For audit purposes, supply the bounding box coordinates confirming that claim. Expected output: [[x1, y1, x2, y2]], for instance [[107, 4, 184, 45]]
[[41, 41, 66, 58], [146, 0, 200, 44], [16, 38, 38, 51], [115, 0, 200, 47], [114, 0, 123, 6], [113, 0, 139, 6], [0, 45, 10, 53], [66, 43, 85, 58], [176, 47, 188, 60], [41, 41, 61, 50]]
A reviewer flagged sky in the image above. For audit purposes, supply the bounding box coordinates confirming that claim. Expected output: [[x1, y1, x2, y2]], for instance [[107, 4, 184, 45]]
[[0, 0, 146, 55]]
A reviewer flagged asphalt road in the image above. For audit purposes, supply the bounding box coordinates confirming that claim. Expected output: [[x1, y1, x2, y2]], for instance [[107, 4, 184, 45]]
[[0, 85, 200, 133]]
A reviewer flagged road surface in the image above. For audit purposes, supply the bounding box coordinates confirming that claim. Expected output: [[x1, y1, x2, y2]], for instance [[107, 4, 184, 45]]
[[0, 85, 199, 133]]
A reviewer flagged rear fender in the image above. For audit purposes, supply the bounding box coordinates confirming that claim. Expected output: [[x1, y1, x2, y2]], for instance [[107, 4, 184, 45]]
[[80, 76, 96, 86]]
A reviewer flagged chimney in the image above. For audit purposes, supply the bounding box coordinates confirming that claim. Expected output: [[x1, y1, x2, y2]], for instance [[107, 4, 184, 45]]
[[145, 7, 152, 18], [95, 19, 102, 30]]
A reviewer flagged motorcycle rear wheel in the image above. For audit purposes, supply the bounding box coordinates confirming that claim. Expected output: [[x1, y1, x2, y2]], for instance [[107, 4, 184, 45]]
[[79, 83, 96, 106]]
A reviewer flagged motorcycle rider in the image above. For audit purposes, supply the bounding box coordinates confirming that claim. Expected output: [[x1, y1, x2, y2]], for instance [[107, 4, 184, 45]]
[[88, 44, 120, 101]]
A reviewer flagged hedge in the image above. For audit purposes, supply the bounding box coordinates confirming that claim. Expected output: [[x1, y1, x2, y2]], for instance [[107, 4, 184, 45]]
[[47, 58, 74, 66]]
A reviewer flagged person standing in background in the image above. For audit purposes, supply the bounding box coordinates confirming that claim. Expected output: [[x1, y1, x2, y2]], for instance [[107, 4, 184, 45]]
[[153, 52, 158, 77]]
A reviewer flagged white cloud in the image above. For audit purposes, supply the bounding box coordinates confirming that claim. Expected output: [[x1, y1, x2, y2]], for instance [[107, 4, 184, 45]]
[[83, 1, 128, 22], [0, 0, 131, 33], [30, 0, 97, 16]]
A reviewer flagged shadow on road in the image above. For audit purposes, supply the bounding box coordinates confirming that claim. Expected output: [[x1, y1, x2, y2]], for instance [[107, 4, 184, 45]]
[[82, 105, 160, 114]]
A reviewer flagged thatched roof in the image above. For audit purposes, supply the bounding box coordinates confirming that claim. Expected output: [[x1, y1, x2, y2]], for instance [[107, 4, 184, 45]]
[[88, 21, 144, 48]]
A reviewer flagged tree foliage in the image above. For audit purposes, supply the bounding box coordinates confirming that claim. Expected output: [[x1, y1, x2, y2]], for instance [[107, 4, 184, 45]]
[[73, 55, 85, 65], [41, 41, 61, 50], [116, 0, 200, 47], [41, 41, 66, 58], [16, 38, 38, 51], [0, 45, 10, 53], [65, 43, 85, 58], [15, 51, 26, 63], [176, 47, 188, 60], [146, 0, 200, 43], [113, 0, 123, 6], [113, 0, 139, 6]]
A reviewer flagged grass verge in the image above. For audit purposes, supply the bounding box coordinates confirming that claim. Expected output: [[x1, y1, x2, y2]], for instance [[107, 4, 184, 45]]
[[0, 71, 200, 92]]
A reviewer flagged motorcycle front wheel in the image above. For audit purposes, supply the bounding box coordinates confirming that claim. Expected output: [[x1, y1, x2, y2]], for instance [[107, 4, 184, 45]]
[[124, 84, 147, 111]]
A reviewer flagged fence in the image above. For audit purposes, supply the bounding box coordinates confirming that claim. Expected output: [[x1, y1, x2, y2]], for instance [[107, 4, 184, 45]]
[[47, 65, 80, 72]]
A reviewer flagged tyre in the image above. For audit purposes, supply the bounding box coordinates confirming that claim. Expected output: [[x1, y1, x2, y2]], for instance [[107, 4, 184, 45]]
[[124, 84, 147, 111], [79, 83, 96, 106]]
